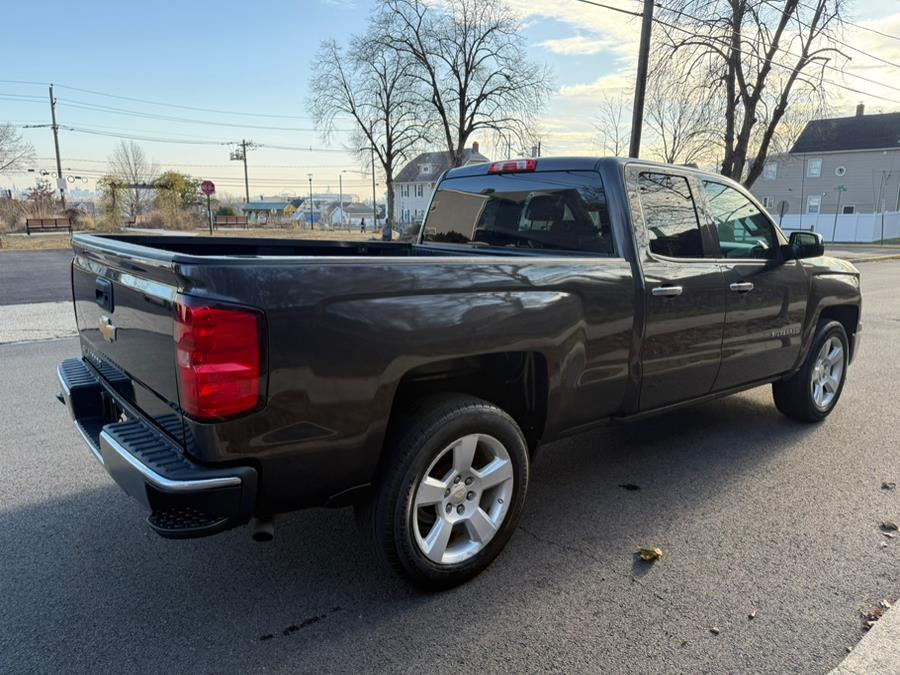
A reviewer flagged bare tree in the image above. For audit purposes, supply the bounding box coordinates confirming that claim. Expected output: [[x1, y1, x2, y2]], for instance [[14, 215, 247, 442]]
[[310, 28, 426, 228], [379, 0, 552, 168], [657, 0, 845, 186], [107, 140, 157, 218], [643, 49, 718, 166], [0, 123, 35, 174], [593, 89, 631, 157]]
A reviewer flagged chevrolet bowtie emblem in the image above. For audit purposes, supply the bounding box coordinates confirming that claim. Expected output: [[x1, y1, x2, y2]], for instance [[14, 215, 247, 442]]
[[99, 315, 117, 342]]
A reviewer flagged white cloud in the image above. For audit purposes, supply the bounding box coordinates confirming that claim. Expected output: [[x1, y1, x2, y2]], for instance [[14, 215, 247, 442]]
[[537, 35, 615, 56]]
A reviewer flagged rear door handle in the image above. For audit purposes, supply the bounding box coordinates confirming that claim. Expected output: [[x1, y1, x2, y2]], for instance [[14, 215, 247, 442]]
[[729, 282, 754, 293], [651, 285, 683, 297]]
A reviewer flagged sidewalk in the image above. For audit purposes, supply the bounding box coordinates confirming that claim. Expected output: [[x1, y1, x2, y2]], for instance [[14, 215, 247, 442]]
[[827, 244, 900, 263], [830, 606, 900, 675]]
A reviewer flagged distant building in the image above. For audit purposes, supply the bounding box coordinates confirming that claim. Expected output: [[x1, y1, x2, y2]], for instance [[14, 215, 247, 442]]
[[241, 199, 302, 226], [325, 202, 378, 228], [393, 142, 489, 226], [749, 105, 900, 242]]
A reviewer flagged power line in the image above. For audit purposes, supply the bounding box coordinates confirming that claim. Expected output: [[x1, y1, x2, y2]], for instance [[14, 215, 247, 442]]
[[646, 4, 900, 106], [754, 0, 900, 72], [16, 123, 354, 152], [55, 97, 352, 133], [0, 79, 345, 122], [34, 156, 365, 170], [54, 83, 334, 121], [794, 0, 900, 44], [573, 0, 642, 17]]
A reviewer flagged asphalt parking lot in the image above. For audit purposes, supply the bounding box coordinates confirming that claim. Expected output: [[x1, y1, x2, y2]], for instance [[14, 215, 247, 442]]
[[1, 257, 899, 674]]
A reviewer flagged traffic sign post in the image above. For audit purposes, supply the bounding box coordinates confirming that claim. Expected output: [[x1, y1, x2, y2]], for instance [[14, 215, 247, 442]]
[[200, 181, 216, 235]]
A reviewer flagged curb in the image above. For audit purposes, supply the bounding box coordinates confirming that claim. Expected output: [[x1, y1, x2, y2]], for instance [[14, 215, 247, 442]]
[[829, 605, 900, 675], [850, 254, 900, 263]]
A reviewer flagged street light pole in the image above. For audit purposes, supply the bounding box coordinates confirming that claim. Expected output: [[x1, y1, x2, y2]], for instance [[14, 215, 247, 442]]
[[370, 144, 377, 229], [307, 173, 314, 230], [339, 172, 344, 230]]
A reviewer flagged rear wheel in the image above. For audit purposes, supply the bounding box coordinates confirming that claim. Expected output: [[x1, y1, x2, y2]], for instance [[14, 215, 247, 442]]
[[358, 394, 529, 590], [773, 320, 849, 422]]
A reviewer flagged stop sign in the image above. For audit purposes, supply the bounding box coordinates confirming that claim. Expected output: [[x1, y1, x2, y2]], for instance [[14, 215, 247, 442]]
[[200, 180, 215, 196]]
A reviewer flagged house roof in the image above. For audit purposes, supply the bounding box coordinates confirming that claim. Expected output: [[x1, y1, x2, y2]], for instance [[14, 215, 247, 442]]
[[241, 201, 292, 211], [791, 112, 900, 154], [395, 148, 490, 183]]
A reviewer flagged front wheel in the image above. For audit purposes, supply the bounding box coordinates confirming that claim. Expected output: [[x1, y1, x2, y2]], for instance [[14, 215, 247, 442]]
[[359, 394, 530, 590], [773, 320, 849, 422]]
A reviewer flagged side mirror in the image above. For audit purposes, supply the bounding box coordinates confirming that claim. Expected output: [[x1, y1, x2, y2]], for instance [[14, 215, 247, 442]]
[[788, 231, 825, 260]]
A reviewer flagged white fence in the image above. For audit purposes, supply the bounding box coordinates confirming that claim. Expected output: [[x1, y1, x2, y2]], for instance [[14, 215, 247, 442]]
[[777, 211, 900, 243]]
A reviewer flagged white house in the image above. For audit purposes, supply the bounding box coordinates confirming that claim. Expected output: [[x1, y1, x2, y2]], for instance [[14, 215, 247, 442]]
[[393, 143, 489, 226]]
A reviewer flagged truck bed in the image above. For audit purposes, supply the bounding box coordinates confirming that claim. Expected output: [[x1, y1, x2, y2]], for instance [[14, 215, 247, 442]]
[[76, 234, 555, 260]]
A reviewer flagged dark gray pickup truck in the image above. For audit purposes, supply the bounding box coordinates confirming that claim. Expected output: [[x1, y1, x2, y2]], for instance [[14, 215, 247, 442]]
[[57, 157, 861, 588]]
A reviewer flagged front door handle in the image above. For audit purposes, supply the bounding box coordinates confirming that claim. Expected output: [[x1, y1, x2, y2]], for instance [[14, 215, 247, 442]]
[[729, 282, 754, 293], [651, 285, 683, 297]]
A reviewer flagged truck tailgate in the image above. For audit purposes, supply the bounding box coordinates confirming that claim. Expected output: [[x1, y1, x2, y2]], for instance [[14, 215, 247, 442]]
[[72, 246, 184, 444]]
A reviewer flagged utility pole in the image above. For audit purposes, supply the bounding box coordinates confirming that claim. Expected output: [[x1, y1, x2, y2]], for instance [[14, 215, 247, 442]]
[[307, 173, 314, 229], [48, 84, 65, 209], [229, 140, 254, 203], [629, 0, 654, 159], [241, 140, 249, 203]]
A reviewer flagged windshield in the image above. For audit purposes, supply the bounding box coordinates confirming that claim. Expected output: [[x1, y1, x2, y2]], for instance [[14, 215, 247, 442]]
[[421, 170, 614, 255]]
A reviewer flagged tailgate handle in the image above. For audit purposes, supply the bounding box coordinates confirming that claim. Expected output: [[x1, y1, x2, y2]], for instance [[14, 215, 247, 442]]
[[95, 277, 114, 311]]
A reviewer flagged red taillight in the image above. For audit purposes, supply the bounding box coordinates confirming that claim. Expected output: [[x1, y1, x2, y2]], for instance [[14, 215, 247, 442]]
[[175, 300, 263, 420], [487, 159, 537, 174]]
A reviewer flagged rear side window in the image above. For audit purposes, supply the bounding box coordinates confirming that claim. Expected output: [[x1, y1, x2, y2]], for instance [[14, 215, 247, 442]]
[[637, 172, 704, 258], [422, 171, 614, 255]]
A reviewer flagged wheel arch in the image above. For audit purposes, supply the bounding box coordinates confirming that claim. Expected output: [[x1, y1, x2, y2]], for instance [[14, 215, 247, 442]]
[[388, 351, 550, 457]]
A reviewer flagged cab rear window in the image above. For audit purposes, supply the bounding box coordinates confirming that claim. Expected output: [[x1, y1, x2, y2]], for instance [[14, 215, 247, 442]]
[[422, 171, 614, 255]]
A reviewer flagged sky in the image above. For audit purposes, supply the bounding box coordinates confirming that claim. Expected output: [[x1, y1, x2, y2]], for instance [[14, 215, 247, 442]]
[[1, 0, 898, 200]]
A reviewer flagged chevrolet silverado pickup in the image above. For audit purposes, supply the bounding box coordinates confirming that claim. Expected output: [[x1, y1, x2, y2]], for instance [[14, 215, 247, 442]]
[[57, 157, 861, 589]]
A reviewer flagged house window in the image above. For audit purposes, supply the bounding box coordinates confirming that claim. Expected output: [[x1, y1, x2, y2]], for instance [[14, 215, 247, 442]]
[[419, 164, 432, 175], [763, 163, 777, 180], [842, 204, 856, 215], [807, 159, 822, 177], [806, 195, 821, 214], [416, 184, 424, 198]]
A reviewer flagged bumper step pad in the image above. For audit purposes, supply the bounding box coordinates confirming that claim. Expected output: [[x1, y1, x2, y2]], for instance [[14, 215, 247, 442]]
[[58, 357, 257, 540]]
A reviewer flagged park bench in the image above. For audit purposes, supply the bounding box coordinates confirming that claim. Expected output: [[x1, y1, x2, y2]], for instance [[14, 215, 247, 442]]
[[25, 217, 72, 235], [214, 215, 249, 228]]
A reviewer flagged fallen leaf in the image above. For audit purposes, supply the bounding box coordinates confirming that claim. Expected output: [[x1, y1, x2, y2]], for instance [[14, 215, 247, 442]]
[[881, 521, 899, 531], [639, 547, 663, 562], [748, 610, 757, 620], [710, 627, 720, 635], [865, 620, 878, 630], [880, 599, 892, 609], [882, 482, 896, 490], [862, 608, 884, 625], [883, 532, 897, 539], [846, 646, 853, 653]]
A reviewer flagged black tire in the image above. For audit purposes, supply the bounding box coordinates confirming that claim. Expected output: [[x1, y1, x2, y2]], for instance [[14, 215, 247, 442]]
[[773, 320, 849, 422], [356, 394, 529, 590]]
